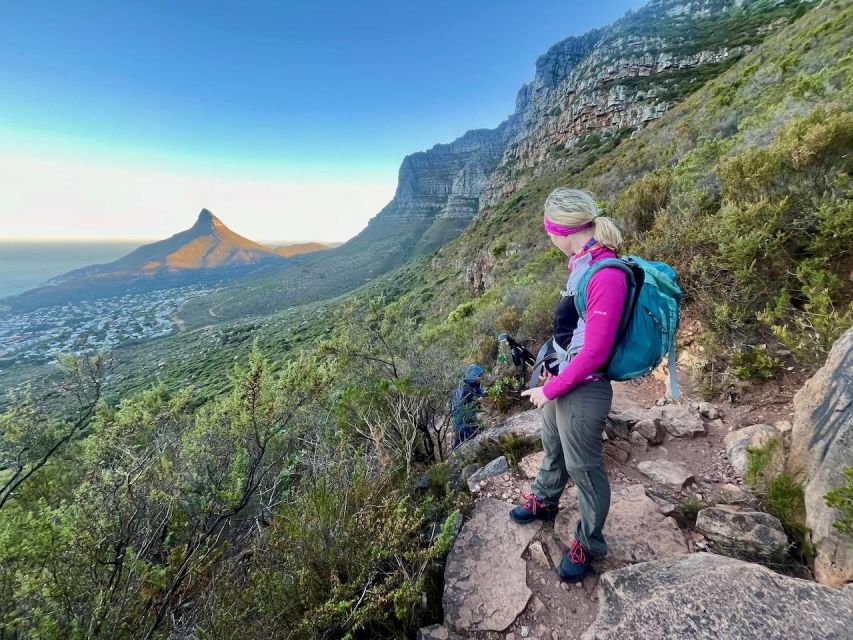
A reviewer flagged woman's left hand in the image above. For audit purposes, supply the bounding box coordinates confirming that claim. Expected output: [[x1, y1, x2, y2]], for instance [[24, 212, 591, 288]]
[[521, 386, 550, 409]]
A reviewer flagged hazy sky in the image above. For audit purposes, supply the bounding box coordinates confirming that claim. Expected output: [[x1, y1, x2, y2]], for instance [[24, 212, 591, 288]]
[[0, 0, 644, 243]]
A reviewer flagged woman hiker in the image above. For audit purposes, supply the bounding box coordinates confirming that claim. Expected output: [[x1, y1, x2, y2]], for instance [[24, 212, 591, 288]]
[[513, 187, 627, 583]]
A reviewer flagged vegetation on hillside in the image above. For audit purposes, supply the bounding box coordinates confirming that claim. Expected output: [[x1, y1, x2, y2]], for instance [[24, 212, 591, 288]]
[[415, 0, 852, 393], [2, 2, 851, 637], [1, 309, 462, 638]]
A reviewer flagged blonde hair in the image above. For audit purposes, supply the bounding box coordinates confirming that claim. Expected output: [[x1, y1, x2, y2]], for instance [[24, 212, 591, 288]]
[[544, 187, 623, 250]]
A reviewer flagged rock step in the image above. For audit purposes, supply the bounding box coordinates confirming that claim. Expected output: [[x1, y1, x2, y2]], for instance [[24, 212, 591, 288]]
[[695, 505, 789, 560], [583, 553, 853, 639], [555, 484, 687, 567], [443, 498, 542, 633]]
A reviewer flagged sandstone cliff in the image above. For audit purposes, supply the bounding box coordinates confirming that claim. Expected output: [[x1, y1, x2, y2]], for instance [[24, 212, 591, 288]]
[[481, 0, 804, 207], [353, 119, 520, 257], [173, 0, 812, 325], [360, 0, 805, 239], [373, 122, 519, 224]]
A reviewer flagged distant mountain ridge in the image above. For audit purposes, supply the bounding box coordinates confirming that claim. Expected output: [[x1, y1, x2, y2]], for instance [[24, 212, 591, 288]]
[[176, 0, 808, 325], [3, 0, 810, 322], [57, 209, 280, 280], [4, 210, 328, 312], [274, 242, 333, 258]]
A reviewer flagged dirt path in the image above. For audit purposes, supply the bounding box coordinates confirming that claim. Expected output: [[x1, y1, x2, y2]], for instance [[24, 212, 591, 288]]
[[170, 301, 188, 332], [433, 372, 799, 640]]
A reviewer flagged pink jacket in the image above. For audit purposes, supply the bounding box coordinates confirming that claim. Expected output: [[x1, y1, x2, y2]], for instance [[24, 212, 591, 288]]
[[542, 246, 627, 400]]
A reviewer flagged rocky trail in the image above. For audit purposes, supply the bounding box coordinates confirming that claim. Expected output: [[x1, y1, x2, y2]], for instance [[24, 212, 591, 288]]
[[420, 329, 853, 640]]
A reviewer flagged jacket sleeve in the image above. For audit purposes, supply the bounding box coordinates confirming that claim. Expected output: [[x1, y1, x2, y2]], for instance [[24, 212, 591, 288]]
[[542, 267, 627, 400]]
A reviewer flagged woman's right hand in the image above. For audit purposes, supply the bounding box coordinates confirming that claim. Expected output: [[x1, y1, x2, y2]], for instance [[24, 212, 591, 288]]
[[538, 369, 554, 384]]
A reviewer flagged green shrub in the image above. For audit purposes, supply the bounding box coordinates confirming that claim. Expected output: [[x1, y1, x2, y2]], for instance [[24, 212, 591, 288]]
[[520, 281, 560, 344], [612, 169, 672, 236], [825, 467, 853, 538], [476, 433, 539, 468], [470, 334, 496, 367], [209, 461, 459, 639], [731, 346, 780, 381], [745, 437, 783, 486], [784, 107, 853, 169], [759, 260, 853, 363], [495, 307, 522, 335], [767, 474, 813, 563], [447, 300, 476, 323], [483, 374, 522, 414], [744, 438, 814, 563], [811, 196, 853, 258], [718, 148, 781, 202], [677, 496, 705, 528], [492, 239, 508, 257]]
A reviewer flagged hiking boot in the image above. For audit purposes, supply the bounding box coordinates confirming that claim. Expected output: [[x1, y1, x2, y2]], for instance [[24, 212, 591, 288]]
[[509, 494, 558, 524], [558, 539, 591, 582]]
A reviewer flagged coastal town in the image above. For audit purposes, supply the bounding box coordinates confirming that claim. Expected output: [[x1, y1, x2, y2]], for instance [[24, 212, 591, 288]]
[[0, 285, 211, 370]]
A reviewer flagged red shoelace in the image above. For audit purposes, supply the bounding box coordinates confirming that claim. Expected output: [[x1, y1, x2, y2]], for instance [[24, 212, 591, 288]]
[[521, 493, 543, 514], [569, 539, 587, 565]]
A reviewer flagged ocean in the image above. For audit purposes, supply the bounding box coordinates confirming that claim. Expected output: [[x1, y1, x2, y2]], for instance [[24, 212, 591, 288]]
[[0, 241, 142, 300]]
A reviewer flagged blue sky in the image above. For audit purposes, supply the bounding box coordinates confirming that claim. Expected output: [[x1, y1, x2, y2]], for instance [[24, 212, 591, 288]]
[[0, 1, 644, 242]]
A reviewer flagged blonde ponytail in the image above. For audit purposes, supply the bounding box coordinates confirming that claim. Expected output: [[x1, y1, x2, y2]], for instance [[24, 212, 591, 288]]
[[593, 216, 623, 250], [544, 187, 623, 250]]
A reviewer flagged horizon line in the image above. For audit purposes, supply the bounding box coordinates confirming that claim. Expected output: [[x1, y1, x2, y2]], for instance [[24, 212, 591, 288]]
[[0, 236, 344, 245]]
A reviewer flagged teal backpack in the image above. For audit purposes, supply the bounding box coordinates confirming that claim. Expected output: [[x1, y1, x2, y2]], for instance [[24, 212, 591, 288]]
[[575, 257, 682, 399]]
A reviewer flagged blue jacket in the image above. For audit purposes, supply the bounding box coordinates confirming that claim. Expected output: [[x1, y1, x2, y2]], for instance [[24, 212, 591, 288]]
[[452, 365, 484, 430]]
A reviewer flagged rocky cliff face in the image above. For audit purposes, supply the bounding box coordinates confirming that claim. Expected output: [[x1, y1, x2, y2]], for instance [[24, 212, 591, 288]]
[[480, 0, 805, 207], [788, 327, 853, 589], [368, 120, 519, 226], [365, 0, 804, 237], [176, 0, 811, 325]]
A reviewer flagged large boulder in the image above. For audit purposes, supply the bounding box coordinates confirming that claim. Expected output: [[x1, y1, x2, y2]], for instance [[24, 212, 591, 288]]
[[656, 404, 707, 438], [637, 459, 694, 490], [555, 484, 688, 565], [695, 506, 789, 560], [466, 455, 508, 493], [582, 553, 853, 639], [443, 498, 542, 633], [723, 423, 780, 477], [417, 625, 464, 640], [449, 410, 541, 465], [787, 327, 853, 588], [490, 409, 543, 439]]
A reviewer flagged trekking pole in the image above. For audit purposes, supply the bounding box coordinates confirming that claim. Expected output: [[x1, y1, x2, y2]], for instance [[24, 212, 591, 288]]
[[497, 333, 532, 391]]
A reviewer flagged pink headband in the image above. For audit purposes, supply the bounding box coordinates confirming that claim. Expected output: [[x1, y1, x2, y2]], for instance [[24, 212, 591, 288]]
[[543, 215, 594, 236]]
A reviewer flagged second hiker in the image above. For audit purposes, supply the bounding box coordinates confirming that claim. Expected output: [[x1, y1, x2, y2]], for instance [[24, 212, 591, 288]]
[[513, 187, 627, 582], [451, 364, 484, 448]]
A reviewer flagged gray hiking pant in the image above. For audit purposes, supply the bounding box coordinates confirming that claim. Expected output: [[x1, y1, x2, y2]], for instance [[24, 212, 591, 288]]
[[530, 379, 612, 557]]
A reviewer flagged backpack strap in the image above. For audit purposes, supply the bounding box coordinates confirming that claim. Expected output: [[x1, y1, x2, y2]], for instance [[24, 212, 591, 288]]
[[574, 258, 637, 337], [574, 258, 641, 374]]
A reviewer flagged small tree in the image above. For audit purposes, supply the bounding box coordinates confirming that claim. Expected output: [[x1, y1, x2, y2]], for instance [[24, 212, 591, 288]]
[[0, 352, 107, 509]]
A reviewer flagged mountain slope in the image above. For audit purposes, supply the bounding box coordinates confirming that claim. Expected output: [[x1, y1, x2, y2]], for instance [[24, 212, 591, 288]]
[[76, 209, 280, 276], [4, 210, 289, 312], [415, 0, 850, 385], [174, 124, 521, 325], [177, 0, 806, 327], [274, 242, 331, 258], [3, 0, 843, 414]]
